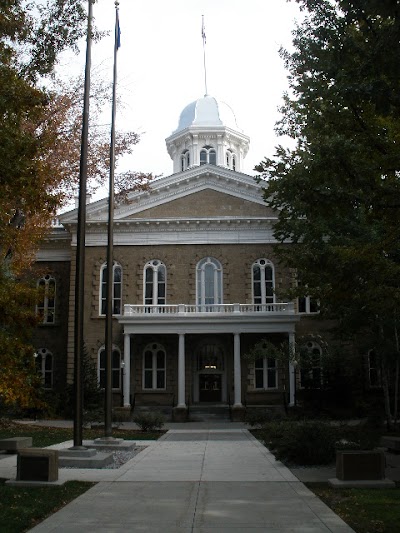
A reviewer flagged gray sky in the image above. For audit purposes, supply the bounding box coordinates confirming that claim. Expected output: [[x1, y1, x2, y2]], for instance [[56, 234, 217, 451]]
[[60, 0, 301, 196]]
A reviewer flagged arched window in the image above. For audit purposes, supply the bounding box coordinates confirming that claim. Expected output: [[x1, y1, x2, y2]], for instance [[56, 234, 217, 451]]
[[196, 257, 223, 309], [300, 341, 322, 389], [252, 259, 274, 306], [144, 260, 166, 305], [36, 275, 56, 324], [254, 357, 277, 390], [180, 150, 190, 171], [200, 145, 216, 165], [143, 343, 166, 389], [226, 149, 237, 170], [98, 346, 121, 389], [35, 348, 53, 389], [100, 262, 122, 316]]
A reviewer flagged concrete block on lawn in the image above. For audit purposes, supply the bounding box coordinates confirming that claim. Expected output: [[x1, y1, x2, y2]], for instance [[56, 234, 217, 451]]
[[0, 437, 32, 453], [336, 450, 385, 481], [17, 448, 59, 482]]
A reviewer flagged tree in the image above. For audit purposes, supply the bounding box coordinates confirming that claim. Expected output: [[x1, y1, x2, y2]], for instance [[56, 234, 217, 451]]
[[0, 1, 151, 408], [256, 0, 400, 425]]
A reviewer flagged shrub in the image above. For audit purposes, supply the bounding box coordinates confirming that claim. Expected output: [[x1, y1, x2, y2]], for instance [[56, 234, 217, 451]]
[[133, 411, 165, 432], [246, 409, 282, 427], [260, 420, 336, 465]]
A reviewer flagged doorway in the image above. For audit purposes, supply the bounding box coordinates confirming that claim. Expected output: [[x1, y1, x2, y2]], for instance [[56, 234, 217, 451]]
[[199, 374, 222, 402]]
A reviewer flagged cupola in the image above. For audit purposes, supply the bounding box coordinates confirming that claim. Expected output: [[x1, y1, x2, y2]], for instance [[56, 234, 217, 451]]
[[165, 95, 250, 174]]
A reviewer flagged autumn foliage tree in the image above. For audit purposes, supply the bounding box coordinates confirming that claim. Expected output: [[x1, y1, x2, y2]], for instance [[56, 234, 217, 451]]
[[256, 0, 400, 425], [0, 1, 150, 409]]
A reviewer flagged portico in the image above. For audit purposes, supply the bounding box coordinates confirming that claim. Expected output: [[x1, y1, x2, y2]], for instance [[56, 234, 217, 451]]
[[119, 303, 299, 419]]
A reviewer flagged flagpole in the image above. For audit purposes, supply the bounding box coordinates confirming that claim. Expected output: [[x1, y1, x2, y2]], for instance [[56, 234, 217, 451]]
[[72, 0, 93, 450], [104, 0, 120, 439], [202, 15, 208, 96]]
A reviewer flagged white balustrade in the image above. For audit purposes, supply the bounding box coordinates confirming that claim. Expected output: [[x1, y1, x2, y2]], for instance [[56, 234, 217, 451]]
[[123, 302, 294, 316]]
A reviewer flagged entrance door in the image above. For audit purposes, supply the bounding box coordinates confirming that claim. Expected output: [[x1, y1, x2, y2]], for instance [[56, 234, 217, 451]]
[[199, 374, 222, 402]]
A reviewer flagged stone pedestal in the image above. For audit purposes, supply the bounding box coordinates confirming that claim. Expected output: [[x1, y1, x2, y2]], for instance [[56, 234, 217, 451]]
[[336, 450, 385, 481], [172, 406, 188, 422], [231, 405, 246, 422], [17, 449, 59, 482]]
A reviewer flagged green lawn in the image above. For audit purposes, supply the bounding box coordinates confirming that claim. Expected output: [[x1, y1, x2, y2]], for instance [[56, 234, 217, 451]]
[[0, 420, 164, 532], [0, 478, 94, 533], [0, 420, 163, 447], [307, 482, 400, 533]]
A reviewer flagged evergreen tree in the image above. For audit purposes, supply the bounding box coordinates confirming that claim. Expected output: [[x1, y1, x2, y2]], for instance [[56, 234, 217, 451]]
[[256, 0, 400, 425]]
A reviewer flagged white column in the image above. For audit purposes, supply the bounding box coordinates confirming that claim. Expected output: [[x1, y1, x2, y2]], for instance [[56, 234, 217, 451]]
[[177, 333, 186, 408], [288, 331, 296, 407], [233, 333, 242, 407], [123, 333, 131, 407]]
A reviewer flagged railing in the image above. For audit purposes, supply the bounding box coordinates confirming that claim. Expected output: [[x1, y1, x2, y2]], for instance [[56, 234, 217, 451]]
[[123, 302, 294, 316]]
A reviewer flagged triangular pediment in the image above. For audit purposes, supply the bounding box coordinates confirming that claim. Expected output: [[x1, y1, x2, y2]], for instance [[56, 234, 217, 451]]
[[59, 164, 273, 224], [127, 189, 274, 219]]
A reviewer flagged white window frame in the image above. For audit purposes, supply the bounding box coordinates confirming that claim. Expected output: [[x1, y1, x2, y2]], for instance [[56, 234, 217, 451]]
[[143, 260, 166, 306], [200, 145, 216, 165], [180, 149, 190, 171], [254, 356, 278, 390], [35, 348, 53, 389], [300, 341, 323, 389], [36, 275, 56, 324], [99, 262, 122, 316], [196, 257, 223, 309], [252, 259, 275, 305], [98, 346, 121, 390], [142, 343, 166, 390]]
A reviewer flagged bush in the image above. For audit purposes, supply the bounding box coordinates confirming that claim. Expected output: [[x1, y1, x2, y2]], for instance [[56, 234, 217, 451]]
[[259, 420, 336, 465], [133, 411, 165, 432], [246, 409, 282, 427]]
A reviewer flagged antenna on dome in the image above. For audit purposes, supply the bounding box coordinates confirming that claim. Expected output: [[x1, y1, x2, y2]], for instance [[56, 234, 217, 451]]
[[202, 15, 208, 96]]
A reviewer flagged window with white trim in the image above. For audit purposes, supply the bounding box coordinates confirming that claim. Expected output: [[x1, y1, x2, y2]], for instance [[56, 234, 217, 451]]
[[297, 280, 319, 314], [252, 259, 274, 305], [144, 260, 166, 305], [100, 262, 122, 315], [98, 346, 121, 389], [180, 150, 190, 171], [226, 149, 237, 170], [298, 295, 319, 314], [36, 275, 56, 324], [254, 357, 278, 389], [300, 341, 322, 388], [196, 257, 223, 309], [200, 145, 216, 165], [143, 343, 166, 390], [367, 349, 382, 388], [35, 348, 53, 389]]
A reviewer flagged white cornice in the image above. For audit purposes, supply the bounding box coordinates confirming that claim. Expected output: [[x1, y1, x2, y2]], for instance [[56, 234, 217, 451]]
[[65, 217, 277, 247], [59, 165, 265, 224]]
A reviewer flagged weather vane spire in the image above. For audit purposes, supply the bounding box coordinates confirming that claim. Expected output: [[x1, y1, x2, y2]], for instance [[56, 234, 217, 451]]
[[202, 15, 208, 96]]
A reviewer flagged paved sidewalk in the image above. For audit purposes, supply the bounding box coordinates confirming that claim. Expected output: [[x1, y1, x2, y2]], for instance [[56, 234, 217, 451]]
[[21, 428, 354, 532]]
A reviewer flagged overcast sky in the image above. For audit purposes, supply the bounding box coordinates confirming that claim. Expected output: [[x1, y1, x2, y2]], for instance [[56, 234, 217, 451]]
[[60, 0, 301, 198]]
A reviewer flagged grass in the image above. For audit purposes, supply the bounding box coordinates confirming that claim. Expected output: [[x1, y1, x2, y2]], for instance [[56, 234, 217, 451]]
[[0, 419, 165, 532], [251, 419, 400, 532], [0, 419, 164, 447], [0, 478, 94, 533], [307, 482, 400, 533]]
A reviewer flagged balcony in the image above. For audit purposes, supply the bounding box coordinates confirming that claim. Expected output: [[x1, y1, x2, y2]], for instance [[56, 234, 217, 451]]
[[123, 303, 294, 316], [119, 303, 298, 335]]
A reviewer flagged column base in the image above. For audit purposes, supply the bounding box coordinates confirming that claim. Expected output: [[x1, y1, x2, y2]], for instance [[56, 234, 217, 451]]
[[231, 405, 246, 422], [172, 406, 188, 422]]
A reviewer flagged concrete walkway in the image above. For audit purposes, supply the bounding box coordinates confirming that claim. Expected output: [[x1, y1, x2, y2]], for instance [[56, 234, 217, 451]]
[[19, 428, 354, 533]]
